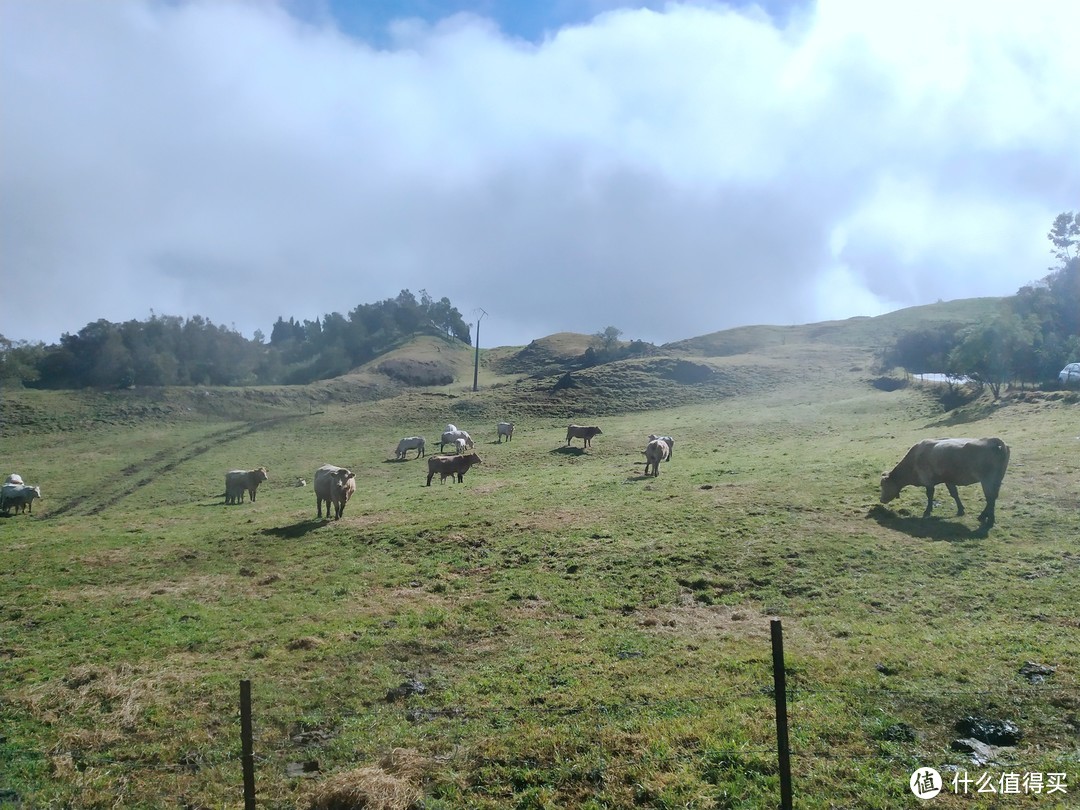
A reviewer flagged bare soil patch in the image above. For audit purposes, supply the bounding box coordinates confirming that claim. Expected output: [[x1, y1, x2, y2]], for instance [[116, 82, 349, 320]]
[[637, 594, 772, 640]]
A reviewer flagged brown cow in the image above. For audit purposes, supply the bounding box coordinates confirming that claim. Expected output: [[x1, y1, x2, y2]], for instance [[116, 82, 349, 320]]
[[314, 464, 356, 519], [426, 453, 482, 486], [643, 438, 671, 477], [880, 437, 1010, 527], [225, 467, 268, 504], [566, 424, 603, 448]]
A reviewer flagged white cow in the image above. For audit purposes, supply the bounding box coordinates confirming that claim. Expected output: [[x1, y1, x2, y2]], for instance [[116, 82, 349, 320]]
[[1, 483, 41, 514], [643, 438, 671, 477], [395, 436, 426, 459], [648, 435, 675, 461], [440, 429, 473, 452], [497, 422, 515, 443]]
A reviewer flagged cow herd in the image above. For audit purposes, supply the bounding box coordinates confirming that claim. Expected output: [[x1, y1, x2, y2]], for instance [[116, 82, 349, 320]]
[[3, 424, 1010, 532]]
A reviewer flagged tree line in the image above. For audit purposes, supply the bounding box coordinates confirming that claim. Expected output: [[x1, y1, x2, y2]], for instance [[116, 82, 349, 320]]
[[0, 290, 471, 389], [878, 212, 1080, 397]]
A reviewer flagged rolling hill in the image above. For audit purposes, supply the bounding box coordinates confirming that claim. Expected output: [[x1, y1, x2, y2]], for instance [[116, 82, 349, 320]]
[[3, 294, 1077, 809]]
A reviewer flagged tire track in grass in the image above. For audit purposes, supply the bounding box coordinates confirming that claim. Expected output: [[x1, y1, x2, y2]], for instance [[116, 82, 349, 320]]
[[47, 416, 305, 517]]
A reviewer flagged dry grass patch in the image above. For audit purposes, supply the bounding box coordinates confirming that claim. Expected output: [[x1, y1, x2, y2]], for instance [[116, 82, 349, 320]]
[[48, 573, 244, 604], [24, 664, 156, 736], [302, 747, 428, 810]]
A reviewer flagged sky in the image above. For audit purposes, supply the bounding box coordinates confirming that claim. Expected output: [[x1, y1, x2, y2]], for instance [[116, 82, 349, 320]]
[[2, 0, 1078, 350]]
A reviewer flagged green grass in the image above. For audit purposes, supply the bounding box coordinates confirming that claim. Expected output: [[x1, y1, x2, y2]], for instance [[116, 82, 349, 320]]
[[1, 308, 1078, 808]]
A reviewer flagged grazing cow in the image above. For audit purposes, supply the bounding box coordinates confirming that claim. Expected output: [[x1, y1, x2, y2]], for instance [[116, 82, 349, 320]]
[[566, 424, 603, 448], [314, 464, 356, 519], [395, 436, 426, 460], [880, 437, 1010, 527], [1, 483, 41, 515], [224, 467, 269, 505], [497, 422, 515, 442], [648, 435, 675, 461], [643, 438, 671, 477], [4, 474, 24, 486], [454, 437, 468, 454], [439, 428, 473, 452], [426, 453, 482, 486]]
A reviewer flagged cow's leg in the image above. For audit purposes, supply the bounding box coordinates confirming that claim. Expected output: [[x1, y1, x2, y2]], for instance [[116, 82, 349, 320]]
[[979, 480, 1000, 525], [945, 483, 964, 516], [426, 472, 434, 486], [978, 483, 996, 525], [922, 486, 935, 517], [317, 496, 323, 518]]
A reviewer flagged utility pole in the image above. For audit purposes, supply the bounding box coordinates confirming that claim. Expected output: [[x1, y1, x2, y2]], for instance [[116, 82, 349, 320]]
[[472, 309, 487, 392]]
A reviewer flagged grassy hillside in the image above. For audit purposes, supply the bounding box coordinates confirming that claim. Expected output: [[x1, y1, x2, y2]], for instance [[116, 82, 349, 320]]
[[1, 301, 1077, 809]]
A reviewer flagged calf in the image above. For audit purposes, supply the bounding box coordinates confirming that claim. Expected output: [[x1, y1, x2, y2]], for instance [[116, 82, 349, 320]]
[[497, 422, 515, 442], [880, 437, 1010, 527], [225, 467, 269, 504], [426, 453, 482, 486]]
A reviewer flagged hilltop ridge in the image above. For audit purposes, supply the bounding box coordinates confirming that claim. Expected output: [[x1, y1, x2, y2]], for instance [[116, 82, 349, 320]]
[[0, 297, 1009, 433]]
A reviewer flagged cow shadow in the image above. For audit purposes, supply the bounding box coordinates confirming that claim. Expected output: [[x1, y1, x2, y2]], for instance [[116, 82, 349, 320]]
[[260, 520, 324, 539], [867, 504, 989, 540], [552, 446, 587, 456]]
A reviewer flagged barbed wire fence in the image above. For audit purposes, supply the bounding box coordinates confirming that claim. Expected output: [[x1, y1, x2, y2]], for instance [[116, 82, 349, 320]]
[[3, 618, 1073, 808]]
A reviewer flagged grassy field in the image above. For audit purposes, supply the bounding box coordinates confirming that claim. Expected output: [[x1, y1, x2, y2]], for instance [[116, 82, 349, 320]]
[[2, 304, 1078, 809]]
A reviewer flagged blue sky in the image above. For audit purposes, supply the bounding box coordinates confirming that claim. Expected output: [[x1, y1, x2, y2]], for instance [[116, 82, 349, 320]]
[[311, 1, 807, 44], [2, 0, 1078, 349]]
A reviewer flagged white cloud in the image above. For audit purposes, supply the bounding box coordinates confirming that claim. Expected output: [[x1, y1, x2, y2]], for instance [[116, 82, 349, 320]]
[[1, 0, 1077, 350]]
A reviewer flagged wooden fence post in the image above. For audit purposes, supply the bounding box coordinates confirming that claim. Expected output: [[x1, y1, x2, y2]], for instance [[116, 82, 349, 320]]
[[771, 619, 793, 810], [240, 679, 256, 809]]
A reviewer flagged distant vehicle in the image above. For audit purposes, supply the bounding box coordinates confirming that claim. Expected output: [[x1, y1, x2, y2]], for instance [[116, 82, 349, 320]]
[[1059, 363, 1080, 386]]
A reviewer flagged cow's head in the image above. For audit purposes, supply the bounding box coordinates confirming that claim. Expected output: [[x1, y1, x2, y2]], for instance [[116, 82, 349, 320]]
[[254, 467, 269, 482], [879, 473, 900, 504]]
